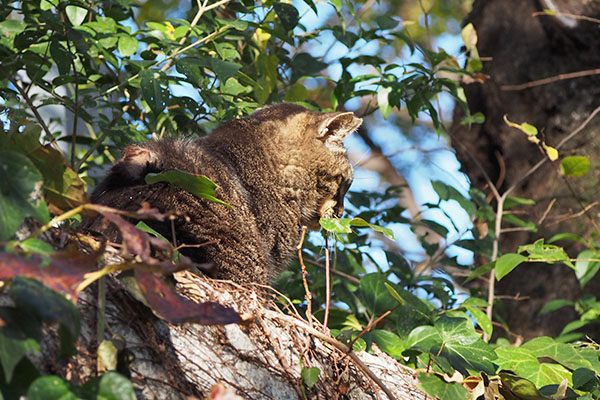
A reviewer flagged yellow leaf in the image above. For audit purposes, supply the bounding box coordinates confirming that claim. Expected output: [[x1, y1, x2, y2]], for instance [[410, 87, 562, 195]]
[[543, 144, 559, 161], [461, 23, 478, 51]]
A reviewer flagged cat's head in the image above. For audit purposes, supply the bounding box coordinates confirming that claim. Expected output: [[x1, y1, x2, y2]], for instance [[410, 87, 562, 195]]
[[253, 104, 362, 229]]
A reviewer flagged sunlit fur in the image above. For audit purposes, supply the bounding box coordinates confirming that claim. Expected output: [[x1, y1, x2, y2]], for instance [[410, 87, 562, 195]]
[[92, 104, 362, 284]]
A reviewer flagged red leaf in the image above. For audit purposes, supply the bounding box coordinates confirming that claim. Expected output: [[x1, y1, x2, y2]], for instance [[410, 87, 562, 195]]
[[135, 269, 241, 325], [0, 246, 101, 301]]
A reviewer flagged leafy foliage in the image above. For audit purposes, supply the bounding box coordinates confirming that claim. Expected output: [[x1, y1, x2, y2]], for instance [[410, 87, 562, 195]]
[[1, 0, 599, 399]]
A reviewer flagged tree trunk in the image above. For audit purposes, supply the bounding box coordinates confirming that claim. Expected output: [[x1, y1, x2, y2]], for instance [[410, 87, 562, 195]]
[[48, 262, 427, 400], [451, 0, 600, 339]]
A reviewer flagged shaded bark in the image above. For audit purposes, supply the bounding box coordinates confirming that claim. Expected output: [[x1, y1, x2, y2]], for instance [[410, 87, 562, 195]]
[[451, 0, 600, 339]]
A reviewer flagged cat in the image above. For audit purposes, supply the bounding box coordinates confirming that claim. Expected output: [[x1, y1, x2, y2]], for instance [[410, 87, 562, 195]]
[[91, 103, 362, 284]]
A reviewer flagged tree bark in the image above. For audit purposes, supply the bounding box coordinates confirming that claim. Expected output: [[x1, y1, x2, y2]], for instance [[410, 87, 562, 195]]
[[451, 0, 600, 339], [48, 260, 427, 400]]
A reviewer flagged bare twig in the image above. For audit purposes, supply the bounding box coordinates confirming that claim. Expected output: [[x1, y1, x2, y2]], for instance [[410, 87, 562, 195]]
[[547, 201, 599, 226], [297, 226, 314, 327], [501, 68, 600, 91], [102, 28, 226, 97], [537, 198, 557, 225], [304, 259, 360, 285], [74, 108, 125, 172], [532, 10, 600, 25], [275, 313, 398, 400], [160, 0, 232, 73], [349, 309, 393, 350], [323, 236, 331, 330], [2, 73, 60, 150]]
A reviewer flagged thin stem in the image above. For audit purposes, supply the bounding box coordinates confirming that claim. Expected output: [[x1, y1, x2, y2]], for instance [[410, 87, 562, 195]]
[[102, 28, 226, 98], [3, 73, 60, 150], [276, 313, 398, 400], [323, 235, 331, 330], [160, 0, 232, 73], [297, 226, 314, 327]]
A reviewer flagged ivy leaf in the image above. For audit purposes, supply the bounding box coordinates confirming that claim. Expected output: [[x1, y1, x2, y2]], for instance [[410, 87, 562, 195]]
[[495, 253, 527, 281], [560, 155, 590, 177], [463, 304, 492, 339], [97, 372, 136, 400], [145, 169, 231, 207], [301, 367, 320, 390], [408, 316, 497, 375], [496, 348, 571, 389], [359, 274, 397, 317], [27, 376, 77, 400], [371, 330, 405, 359], [417, 373, 469, 400]]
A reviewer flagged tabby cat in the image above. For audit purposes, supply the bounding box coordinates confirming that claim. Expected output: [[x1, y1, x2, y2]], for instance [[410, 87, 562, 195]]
[[92, 103, 361, 284]]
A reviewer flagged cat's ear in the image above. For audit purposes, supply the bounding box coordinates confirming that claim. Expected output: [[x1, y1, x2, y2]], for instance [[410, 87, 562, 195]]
[[117, 145, 158, 180], [317, 112, 363, 140]]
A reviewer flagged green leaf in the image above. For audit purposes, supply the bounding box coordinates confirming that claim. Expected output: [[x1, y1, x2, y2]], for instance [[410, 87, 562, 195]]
[[518, 239, 574, 269], [18, 238, 55, 255], [27, 376, 77, 400], [495, 346, 572, 389], [0, 307, 41, 383], [0, 151, 49, 241], [145, 169, 231, 207], [371, 330, 405, 359], [384, 282, 406, 306], [521, 123, 538, 136], [375, 15, 399, 30], [377, 86, 392, 118], [464, 262, 494, 283], [575, 249, 600, 288], [40, 0, 56, 10], [210, 58, 241, 82], [273, 3, 299, 31], [301, 367, 320, 390], [283, 83, 309, 102], [539, 299, 573, 315], [97, 372, 136, 400], [140, 69, 169, 115], [498, 371, 546, 399], [463, 305, 492, 339], [50, 40, 71, 75], [504, 196, 536, 209], [118, 35, 138, 57], [65, 5, 88, 26], [560, 155, 590, 177], [495, 253, 527, 281], [417, 372, 469, 400], [522, 336, 600, 371], [319, 217, 395, 240], [359, 274, 397, 317], [8, 277, 80, 340], [407, 316, 497, 375]]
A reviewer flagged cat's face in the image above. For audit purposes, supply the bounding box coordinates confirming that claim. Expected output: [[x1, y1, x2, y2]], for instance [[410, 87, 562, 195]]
[[256, 104, 362, 229]]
